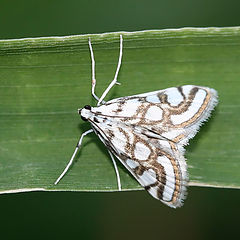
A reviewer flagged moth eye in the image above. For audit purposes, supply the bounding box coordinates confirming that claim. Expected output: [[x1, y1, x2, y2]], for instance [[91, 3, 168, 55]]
[[81, 116, 88, 122], [84, 105, 91, 110]]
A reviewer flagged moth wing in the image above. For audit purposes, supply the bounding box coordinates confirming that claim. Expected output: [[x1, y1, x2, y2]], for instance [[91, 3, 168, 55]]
[[92, 122, 187, 208], [94, 85, 218, 146]]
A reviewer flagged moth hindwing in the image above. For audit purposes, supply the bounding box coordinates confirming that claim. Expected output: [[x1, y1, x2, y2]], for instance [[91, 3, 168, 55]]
[[55, 35, 218, 208]]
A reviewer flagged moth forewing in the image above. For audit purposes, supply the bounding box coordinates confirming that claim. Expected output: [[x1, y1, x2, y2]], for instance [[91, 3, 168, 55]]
[[95, 85, 218, 146], [88, 116, 188, 208]]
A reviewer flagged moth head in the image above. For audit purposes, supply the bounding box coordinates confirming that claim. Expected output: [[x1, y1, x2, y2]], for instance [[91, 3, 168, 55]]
[[78, 105, 92, 121]]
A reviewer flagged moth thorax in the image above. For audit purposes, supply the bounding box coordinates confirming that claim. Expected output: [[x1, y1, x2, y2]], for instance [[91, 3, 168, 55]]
[[79, 105, 92, 121]]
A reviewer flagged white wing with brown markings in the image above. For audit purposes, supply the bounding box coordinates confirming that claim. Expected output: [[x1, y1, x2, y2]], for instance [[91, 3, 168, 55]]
[[94, 85, 218, 146], [90, 120, 188, 208], [80, 85, 218, 208]]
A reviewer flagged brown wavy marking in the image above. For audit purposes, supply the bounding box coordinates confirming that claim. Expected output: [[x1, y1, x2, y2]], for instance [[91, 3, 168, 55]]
[[118, 127, 131, 156], [168, 87, 199, 115], [157, 86, 186, 109], [148, 160, 166, 199], [158, 93, 168, 104], [128, 130, 169, 199], [135, 160, 167, 200], [172, 134, 185, 144], [112, 100, 126, 114], [107, 129, 115, 141], [166, 142, 182, 204], [174, 89, 211, 128]]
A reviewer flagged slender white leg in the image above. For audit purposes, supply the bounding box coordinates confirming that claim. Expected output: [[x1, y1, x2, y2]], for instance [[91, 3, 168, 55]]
[[108, 150, 122, 191], [88, 37, 100, 102], [54, 129, 94, 185], [97, 35, 123, 106]]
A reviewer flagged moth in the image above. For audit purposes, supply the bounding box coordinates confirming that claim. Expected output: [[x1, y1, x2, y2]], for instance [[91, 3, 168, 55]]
[[55, 35, 218, 208]]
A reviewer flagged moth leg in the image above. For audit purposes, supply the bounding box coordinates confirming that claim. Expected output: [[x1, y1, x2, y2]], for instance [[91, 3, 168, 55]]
[[54, 129, 94, 185], [108, 150, 122, 191], [88, 37, 100, 102], [97, 35, 123, 106]]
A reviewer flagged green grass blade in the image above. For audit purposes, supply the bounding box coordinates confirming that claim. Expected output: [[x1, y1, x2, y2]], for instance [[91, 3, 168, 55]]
[[0, 27, 239, 193]]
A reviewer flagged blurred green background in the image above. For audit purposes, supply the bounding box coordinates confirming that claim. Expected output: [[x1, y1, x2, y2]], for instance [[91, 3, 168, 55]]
[[1, 0, 240, 239], [1, 0, 240, 39]]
